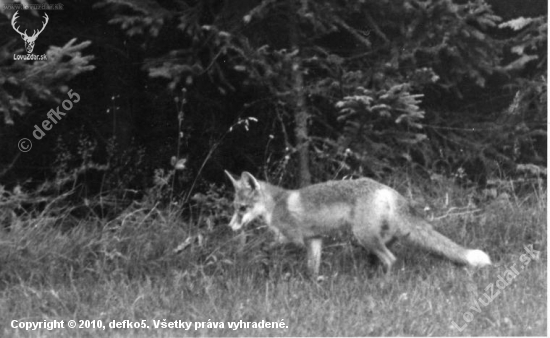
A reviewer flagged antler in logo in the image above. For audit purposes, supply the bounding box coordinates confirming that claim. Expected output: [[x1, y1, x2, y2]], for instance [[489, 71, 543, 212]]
[[11, 10, 49, 54]]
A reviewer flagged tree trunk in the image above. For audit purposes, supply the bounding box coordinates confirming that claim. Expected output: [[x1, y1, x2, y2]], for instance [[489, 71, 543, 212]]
[[292, 63, 311, 187], [289, 0, 311, 188]]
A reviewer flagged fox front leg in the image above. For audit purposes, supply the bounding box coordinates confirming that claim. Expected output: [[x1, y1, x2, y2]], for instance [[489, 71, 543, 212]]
[[306, 238, 323, 278]]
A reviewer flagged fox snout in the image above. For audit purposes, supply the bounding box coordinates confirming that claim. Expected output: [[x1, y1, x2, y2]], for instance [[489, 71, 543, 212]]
[[228, 205, 259, 231], [228, 212, 244, 231]]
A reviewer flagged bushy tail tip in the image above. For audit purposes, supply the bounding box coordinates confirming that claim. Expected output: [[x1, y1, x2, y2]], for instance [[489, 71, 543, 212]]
[[465, 249, 492, 267]]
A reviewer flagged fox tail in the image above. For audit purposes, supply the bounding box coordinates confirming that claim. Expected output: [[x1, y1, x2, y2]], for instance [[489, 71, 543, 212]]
[[404, 215, 491, 267]]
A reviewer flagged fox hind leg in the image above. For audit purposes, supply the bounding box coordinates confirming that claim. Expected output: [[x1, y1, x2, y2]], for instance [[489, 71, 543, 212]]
[[352, 217, 397, 274], [370, 240, 397, 274], [366, 236, 398, 269]]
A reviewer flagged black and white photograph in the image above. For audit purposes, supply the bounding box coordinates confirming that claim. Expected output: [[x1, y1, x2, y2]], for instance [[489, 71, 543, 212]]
[[0, 0, 546, 336]]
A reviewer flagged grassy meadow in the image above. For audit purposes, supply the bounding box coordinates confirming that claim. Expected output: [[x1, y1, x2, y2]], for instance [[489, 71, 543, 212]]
[[0, 177, 546, 337]]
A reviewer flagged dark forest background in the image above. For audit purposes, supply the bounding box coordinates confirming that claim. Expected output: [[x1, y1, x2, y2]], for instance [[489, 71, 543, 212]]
[[0, 0, 546, 211]]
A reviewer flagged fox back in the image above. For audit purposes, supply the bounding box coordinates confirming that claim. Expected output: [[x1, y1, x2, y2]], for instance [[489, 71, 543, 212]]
[[225, 171, 491, 276]]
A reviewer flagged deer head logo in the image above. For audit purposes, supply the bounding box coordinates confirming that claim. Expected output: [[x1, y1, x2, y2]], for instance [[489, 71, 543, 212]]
[[11, 11, 49, 54]]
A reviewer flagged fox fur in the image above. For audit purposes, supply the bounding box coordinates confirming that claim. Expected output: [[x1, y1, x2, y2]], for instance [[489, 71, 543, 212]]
[[225, 171, 491, 276]]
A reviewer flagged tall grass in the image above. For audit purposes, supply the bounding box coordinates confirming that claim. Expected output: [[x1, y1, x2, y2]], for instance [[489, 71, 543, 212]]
[[0, 176, 546, 337]]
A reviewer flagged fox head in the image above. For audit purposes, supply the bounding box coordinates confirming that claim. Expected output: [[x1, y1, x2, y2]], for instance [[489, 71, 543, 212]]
[[225, 170, 267, 231]]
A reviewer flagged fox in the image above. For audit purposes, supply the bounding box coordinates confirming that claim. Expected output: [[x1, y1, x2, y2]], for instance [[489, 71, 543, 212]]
[[225, 171, 491, 276]]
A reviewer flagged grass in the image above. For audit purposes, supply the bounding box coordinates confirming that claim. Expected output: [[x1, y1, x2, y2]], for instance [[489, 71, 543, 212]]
[[0, 180, 546, 337]]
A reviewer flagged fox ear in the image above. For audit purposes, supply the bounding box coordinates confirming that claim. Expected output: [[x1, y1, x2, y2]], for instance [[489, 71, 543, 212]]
[[241, 171, 260, 191], [224, 170, 240, 187]]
